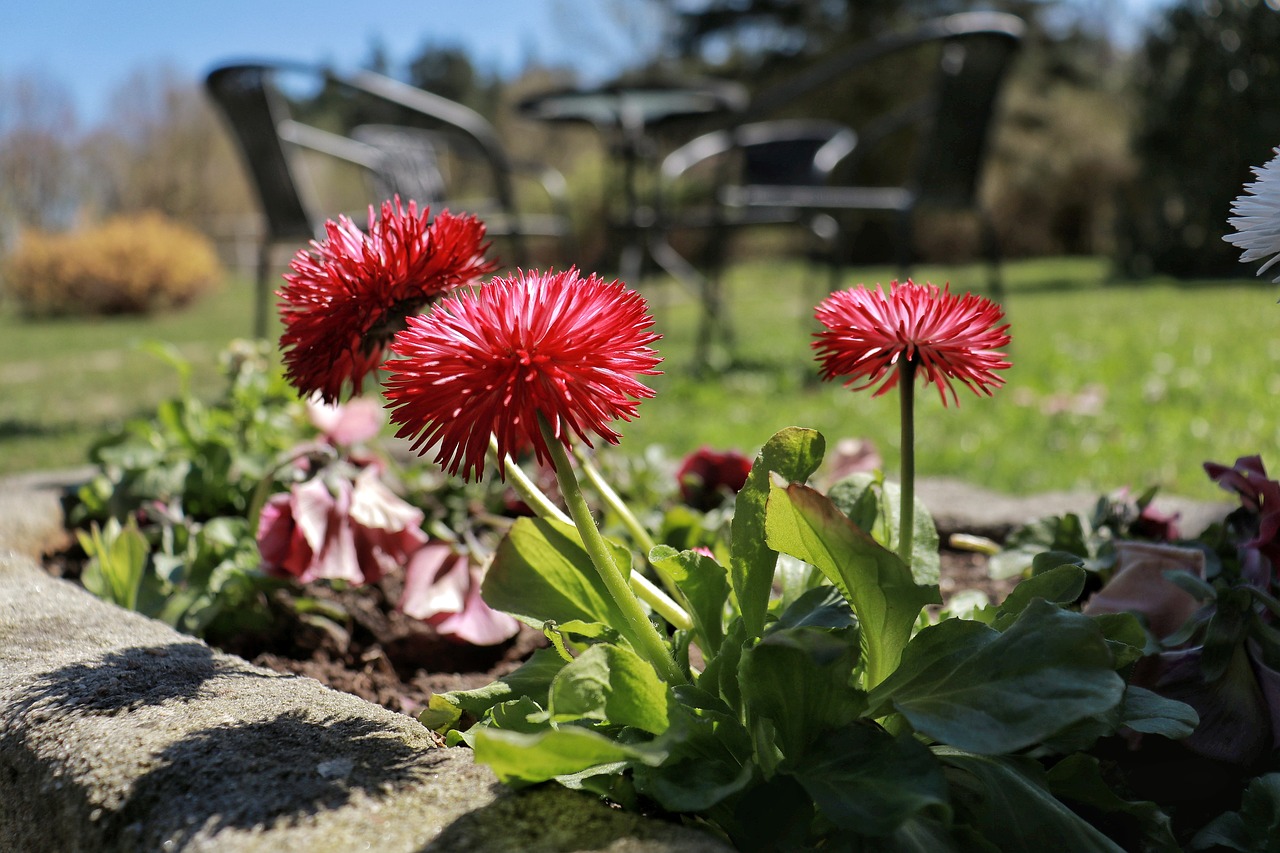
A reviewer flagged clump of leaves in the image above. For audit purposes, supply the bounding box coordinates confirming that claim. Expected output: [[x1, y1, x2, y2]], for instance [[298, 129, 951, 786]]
[[424, 428, 1198, 850]]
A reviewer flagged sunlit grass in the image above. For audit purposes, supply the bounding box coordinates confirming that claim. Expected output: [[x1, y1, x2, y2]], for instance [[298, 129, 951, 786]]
[[1, 257, 1275, 501], [623, 256, 1278, 501]]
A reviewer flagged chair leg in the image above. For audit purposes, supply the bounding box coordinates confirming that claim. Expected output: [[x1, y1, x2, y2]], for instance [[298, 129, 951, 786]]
[[895, 209, 914, 284], [979, 209, 1005, 303], [254, 240, 272, 340]]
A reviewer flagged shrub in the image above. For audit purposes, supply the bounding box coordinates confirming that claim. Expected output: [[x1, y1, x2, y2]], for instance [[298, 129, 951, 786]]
[[3, 211, 222, 317]]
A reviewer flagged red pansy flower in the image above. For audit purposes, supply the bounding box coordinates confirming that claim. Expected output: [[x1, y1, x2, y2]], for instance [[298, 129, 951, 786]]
[[278, 197, 494, 402], [382, 268, 662, 481], [676, 447, 753, 511], [812, 280, 1011, 405]]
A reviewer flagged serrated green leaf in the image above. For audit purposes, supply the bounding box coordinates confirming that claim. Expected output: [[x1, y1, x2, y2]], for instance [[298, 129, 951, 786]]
[[790, 724, 950, 837], [1119, 685, 1200, 738], [768, 585, 857, 634], [730, 427, 825, 639], [992, 564, 1087, 630], [869, 600, 1124, 754], [651, 544, 730, 655], [473, 725, 666, 788], [548, 643, 670, 735], [739, 626, 865, 760], [434, 646, 567, 720], [765, 480, 939, 688], [939, 749, 1126, 852], [484, 516, 636, 641], [827, 472, 941, 586]]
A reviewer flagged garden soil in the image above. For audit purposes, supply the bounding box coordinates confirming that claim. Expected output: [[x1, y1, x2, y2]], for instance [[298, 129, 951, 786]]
[[46, 549, 1009, 723]]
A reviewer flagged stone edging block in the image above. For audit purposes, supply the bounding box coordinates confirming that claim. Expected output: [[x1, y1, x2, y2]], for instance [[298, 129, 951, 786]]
[[0, 475, 730, 852]]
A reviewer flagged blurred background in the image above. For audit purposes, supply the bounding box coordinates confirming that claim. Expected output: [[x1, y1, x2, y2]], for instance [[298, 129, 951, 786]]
[[6, 0, 1275, 278], [2, 0, 1278, 501]]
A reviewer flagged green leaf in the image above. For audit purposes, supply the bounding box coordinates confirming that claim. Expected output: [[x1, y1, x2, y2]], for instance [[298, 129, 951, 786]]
[[1045, 753, 1180, 853], [768, 584, 857, 634], [77, 518, 150, 611], [868, 600, 1124, 754], [739, 626, 865, 760], [473, 726, 666, 788], [1190, 773, 1280, 852], [699, 618, 748, 713], [789, 724, 950, 837], [937, 748, 1126, 852], [1117, 684, 1199, 738], [765, 480, 939, 688], [730, 427, 825, 639], [827, 471, 941, 586], [651, 544, 730, 655], [429, 646, 567, 722], [484, 517, 634, 636], [991, 564, 1087, 629], [548, 644, 671, 735]]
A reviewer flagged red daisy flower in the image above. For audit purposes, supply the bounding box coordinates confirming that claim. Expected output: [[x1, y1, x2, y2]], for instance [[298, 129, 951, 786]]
[[813, 280, 1011, 406], [382, 268, 663, 481], [278, 197, 495, 402]]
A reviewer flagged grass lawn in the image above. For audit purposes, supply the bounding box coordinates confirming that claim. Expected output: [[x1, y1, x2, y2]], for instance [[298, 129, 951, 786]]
[[2, 257, 1275, 501]]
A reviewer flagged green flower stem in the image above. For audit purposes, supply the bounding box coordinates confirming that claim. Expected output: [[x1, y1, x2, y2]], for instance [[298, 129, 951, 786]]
[[573, 448, 685, 599], [539, 416, 687, 685], [489, 436, 691, 631], [488, 435, 572, 525], [898, 360, 917, 567]]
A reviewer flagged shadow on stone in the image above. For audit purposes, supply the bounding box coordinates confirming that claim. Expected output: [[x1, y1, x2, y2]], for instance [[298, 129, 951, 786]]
[[424, 784, 698, 853], [108, 709, 447, 848], [9, 642, 259, 716]]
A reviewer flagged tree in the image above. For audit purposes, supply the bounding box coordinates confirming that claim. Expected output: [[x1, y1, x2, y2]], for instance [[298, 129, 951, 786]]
[[0, 71, 81, 245], [1117, 0, 1280, 278]]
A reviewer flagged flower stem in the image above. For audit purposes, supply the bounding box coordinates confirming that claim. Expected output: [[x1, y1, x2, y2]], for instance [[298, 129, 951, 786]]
[[491, 436, 691, 631], [488, 435, 571, 525], [539, 416, 686, 685], [574, 448, 683, 596], [898, 360, 916, 567]]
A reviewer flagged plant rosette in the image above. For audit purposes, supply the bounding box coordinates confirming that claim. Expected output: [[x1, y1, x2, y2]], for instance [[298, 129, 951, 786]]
[[63, 166, 1280, 850]]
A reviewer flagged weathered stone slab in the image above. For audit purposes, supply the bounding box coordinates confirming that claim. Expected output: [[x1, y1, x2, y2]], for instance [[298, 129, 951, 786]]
[[0, 552, 728, 852]]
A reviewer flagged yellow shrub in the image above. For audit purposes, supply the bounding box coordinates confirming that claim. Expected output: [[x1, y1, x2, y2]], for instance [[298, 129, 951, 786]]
[[3, 212, 223, 317]]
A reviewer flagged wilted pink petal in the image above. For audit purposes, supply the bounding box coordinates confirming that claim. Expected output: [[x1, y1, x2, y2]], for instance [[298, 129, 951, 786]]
[[399, 543, 468, 620], [433, 565, 520, 645], [1131, 645, 1272, 765], [256, 492, 313, 578], [1083, 541, 1205, 639], [307, 395, 386, 446], [349, 467, 429, 582], [397, 545, 519, 645], [257, 471, 425, 586]]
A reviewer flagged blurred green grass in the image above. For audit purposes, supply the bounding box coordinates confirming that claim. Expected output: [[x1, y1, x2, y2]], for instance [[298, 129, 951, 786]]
[[1, 257, 1275, 501]]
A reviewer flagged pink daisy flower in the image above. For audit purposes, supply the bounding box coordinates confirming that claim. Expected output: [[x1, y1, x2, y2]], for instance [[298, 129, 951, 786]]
[[813, 280, 1011, 406], [382, 268, 662, 481], [278, 197, 495, 402]]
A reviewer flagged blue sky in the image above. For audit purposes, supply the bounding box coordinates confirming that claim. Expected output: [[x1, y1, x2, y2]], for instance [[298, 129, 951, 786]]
[[0, 0, 1170, 130]]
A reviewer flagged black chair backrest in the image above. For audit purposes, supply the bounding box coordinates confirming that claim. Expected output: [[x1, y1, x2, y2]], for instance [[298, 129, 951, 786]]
[[734, 120, 857, 187], [748, 12, 1025, 209], [205, 63, 316, 241], [911, 28, 1023, 208]]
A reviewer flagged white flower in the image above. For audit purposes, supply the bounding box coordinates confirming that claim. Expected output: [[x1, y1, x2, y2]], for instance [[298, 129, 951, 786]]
[[1225, 146, 1280, 282]]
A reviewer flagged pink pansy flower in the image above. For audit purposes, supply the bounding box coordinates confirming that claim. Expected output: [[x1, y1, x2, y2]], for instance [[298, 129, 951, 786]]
[[306, 395, 385, 447], [256, 468, 427, 585], [398, 542, 520, 645], [1205, 455, 1280, 574]]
